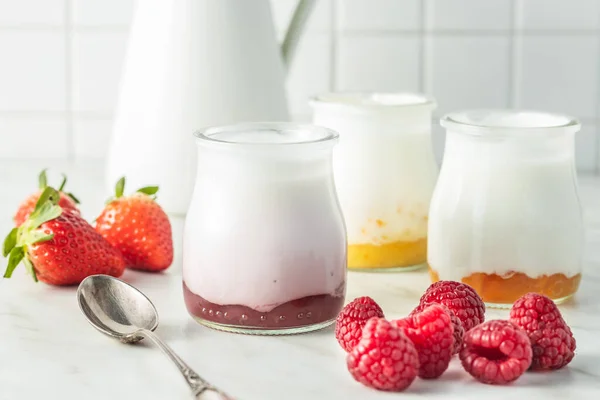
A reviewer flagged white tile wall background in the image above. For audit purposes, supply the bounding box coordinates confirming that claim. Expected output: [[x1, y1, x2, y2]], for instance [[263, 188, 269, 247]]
[[0, 0, 599, 173]]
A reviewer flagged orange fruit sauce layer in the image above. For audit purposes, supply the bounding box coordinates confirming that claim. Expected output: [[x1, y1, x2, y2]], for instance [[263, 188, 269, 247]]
[[428, 267, 581, 304], [348, 238, 427, 269]]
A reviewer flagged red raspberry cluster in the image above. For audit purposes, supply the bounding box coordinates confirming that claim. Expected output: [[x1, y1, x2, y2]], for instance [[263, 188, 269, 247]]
[[509, 293, 576, 370], [335, 282, 576, 392]]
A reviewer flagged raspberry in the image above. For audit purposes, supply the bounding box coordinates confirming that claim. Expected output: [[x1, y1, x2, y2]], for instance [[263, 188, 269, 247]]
[[335, 296, 385, 352], [418, 281, 485, 332], [447, 308, 465, 355], [347, 318, 419, 391], [460, 320, 532, 385], [394, 304, 454, 379], [509, 293, 576, 370], [411, 304, 464, 355]]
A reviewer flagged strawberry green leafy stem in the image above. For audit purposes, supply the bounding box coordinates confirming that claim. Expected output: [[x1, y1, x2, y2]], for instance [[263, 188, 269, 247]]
[[2, 186, 63, 281], [137, 186, 159, 196], [37, 169, 80, 204], [2, 228, 17, 257], [59, 174, 80, 204], [108, 177, 159, 203], [115, 176, 126, 198], [38, 168, 48, 189]]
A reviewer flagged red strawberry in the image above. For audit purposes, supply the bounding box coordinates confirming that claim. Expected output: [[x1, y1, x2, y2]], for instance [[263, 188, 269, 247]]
[[3, 187, 125, 285], [14, 169, 80, 226], [95, 177, 173, 272]]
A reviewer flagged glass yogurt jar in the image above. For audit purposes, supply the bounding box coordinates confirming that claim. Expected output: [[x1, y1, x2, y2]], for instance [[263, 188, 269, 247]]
[[310, 93, 438, 271], [428, 110, 584, 307], [182, 123, 347, 334]]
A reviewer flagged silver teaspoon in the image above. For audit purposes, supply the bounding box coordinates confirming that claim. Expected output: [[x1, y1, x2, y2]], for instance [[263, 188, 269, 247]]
[[77, 274, 233, 400]]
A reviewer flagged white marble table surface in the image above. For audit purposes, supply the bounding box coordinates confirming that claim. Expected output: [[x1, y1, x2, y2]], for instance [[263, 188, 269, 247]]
[[0, 159, 599, 400]]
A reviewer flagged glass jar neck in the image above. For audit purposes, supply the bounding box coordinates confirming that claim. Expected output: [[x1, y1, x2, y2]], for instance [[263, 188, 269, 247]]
[[196, 147, 335, 183], [440, 109, 580, 136], [311, 92, 436, 134], [195, 122, 337, 157], [440, 110, 580, 163], [444, 129, 576, 164], [194, 123, 338, 181]]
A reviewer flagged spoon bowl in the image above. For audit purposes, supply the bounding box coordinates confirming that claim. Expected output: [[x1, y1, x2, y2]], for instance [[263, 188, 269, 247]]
[[76, 274, 232, 399], [77, 274, 158, 343]]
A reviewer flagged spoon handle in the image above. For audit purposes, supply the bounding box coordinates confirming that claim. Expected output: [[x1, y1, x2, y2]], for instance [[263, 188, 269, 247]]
[[137, 329, 233, 399]]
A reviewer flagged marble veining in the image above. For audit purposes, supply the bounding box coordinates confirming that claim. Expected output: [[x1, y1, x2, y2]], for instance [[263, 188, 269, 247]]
[[0, 160, 599, 399]]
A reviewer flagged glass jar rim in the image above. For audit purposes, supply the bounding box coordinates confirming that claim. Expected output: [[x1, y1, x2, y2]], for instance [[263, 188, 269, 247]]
[[194, 122, 339, 147], [441, 109, 581, 135], [309, 91, 437, 112]]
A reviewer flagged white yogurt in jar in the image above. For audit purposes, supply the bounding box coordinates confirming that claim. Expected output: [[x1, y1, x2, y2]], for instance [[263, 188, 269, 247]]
[[333, 130, 436, 245], [311, 93, 438, 269], [428, 110, 584, 281], [183, 124, 347, 312]]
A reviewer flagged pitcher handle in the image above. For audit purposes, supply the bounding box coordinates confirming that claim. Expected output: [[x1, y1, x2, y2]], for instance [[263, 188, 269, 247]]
[[281, 0, 317, 70]]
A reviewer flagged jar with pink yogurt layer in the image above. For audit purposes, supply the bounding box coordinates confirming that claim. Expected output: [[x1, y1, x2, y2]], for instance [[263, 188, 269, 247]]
[[183, 122, 347, 335]]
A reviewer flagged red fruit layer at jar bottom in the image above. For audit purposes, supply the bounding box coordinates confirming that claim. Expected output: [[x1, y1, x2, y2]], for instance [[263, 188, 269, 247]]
[[183, 282, 345, 329]]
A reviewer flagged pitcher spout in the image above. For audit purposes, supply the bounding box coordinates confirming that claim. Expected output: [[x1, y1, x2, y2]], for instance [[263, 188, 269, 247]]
[[281, 0, 317, 70]]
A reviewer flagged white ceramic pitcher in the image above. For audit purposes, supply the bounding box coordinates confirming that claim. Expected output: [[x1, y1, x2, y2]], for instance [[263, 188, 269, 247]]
[[106, 0, 316, 215]]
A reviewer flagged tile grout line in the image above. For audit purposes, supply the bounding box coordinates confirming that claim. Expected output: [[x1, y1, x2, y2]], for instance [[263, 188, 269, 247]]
[[595, 6, 600, 174], [329, 0, 337, 91], [506, 0, 513, 107], [417, 0, 427, 93], [2, 26, 600, 35], [64, 0, 75, 161], [421, 0, 434, 97], [0, 25, 130, 31], [509, 0, 522, 109], [0, 111, 115, 119], [336, 29, 600, 36]]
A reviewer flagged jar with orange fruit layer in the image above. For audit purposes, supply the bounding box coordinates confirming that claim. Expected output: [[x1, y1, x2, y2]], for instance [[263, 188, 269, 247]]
[[428, 110, 584, 307], [310, 93, 438, 271]]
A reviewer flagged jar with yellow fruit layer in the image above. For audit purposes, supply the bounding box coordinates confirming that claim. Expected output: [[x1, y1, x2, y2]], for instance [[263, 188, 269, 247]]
[[310, 93, 438, 271], [428, 110, 584, 307]]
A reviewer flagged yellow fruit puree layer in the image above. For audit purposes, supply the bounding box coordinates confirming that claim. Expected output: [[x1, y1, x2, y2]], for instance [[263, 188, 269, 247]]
[[348, 238, 427, 269], [428, 267, 581, 304]]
